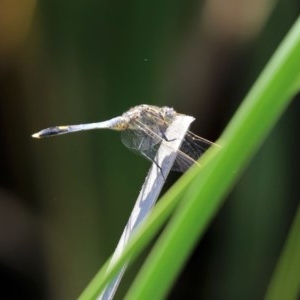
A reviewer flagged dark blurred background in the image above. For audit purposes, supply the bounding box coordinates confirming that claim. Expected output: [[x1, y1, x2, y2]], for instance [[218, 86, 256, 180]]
[[0, 0, 299, 299]]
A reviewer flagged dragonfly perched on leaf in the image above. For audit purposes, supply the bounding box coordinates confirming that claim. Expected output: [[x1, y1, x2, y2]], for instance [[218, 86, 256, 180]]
[[32, 104, 218, 172]]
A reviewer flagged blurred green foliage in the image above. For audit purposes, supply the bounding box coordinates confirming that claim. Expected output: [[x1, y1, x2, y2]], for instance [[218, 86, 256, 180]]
[[0, 0, 299, 299]]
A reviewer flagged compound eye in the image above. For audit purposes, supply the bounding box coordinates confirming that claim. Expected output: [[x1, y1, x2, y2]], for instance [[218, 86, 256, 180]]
[[161, 106, 175, 119]]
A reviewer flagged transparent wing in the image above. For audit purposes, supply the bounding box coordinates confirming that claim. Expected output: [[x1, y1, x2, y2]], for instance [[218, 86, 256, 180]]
[[120, 128, 161, 163], [120, 110, 216, 172], [120, 120, 163, 151], [171, 131, 211, 172]]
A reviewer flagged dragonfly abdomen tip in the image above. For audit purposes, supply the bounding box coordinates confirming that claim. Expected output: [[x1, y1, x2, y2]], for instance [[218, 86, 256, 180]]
[[32, 126, 69, 138]]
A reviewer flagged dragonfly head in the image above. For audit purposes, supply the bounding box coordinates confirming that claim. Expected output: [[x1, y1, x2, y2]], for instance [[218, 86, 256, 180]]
[[161, 106, 176, 120]]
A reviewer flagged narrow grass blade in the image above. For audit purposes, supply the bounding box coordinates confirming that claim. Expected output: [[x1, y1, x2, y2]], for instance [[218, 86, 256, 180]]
[[264, 202, 300, 300], [124, 15, 300, 300]]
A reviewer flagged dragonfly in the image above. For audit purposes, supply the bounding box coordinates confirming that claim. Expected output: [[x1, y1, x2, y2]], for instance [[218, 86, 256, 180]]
[[32, 104, 217, 172]]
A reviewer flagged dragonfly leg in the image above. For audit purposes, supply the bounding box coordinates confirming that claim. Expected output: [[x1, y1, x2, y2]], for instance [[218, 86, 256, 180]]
[[152, 158, 166, 181], [160, 129, 177, 143]]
